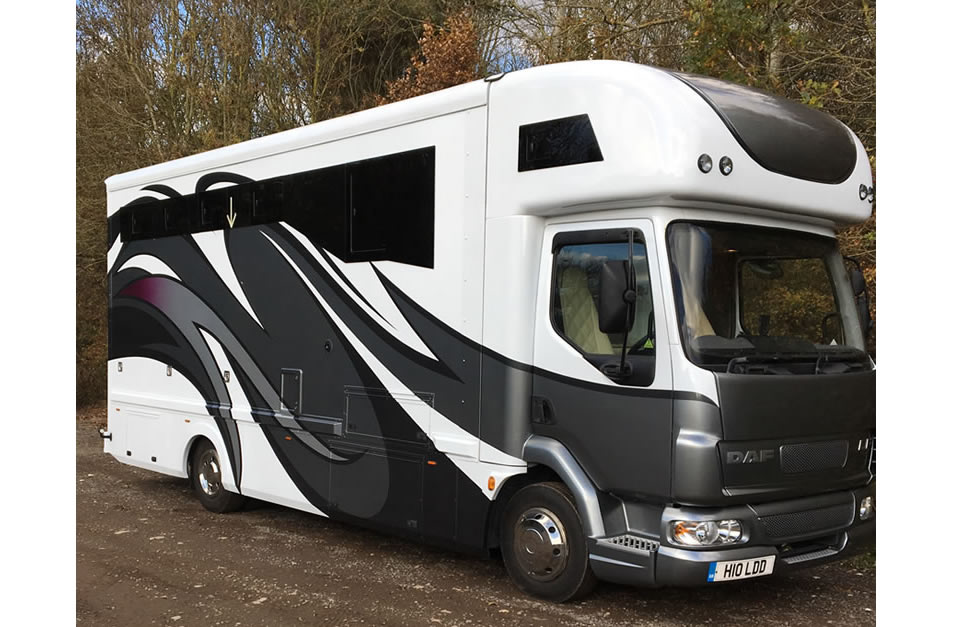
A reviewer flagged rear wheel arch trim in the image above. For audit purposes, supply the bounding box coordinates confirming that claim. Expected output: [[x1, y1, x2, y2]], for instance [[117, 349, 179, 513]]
[[182, 426, 239, 493]]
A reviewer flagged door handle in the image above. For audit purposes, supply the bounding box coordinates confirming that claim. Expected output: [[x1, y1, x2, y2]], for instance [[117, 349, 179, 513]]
[[531, 396, 556, 425]]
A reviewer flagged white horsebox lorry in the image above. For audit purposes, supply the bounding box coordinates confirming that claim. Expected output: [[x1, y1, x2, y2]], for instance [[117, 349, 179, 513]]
[[102, 60, 875, 601]]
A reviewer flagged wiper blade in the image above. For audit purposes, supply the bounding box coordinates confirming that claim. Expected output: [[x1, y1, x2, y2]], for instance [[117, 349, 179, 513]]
[[726, 350, 869, 374], [729, 352, 818, 364]]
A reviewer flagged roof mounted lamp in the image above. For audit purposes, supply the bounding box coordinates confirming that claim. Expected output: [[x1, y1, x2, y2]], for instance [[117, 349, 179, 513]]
[[697, 154, 713, 173], [719, 156, 733, 176]]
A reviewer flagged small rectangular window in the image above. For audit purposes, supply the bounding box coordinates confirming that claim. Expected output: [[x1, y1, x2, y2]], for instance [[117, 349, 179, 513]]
[[252, 180, 283, 221], [200, 194, 220, 227], [130, 208, 145, 236], [163, 196, 192, 234], [519, 114, 603, 172], [341, 147, 435, 267], [348, 169, 388, 255], [130, 204, 162, 239]]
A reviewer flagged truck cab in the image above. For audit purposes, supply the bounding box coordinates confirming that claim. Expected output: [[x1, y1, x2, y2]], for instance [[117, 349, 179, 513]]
[[482, 62, 875, 598]]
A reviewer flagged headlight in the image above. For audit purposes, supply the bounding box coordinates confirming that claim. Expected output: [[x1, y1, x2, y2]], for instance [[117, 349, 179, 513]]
[[670, 519, 742, 546], [859, 496, 875, 520]]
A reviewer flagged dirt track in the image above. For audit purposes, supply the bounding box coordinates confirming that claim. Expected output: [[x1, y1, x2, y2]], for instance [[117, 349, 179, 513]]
[[77, 406, 876, 626]]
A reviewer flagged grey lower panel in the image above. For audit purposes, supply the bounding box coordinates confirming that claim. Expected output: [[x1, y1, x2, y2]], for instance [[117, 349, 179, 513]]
[[587, 537, 657, 587]]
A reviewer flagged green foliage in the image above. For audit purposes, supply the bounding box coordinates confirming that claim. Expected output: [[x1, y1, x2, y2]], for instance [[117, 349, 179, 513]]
[[684, 0, 794, 88], [75, 0, 462, 406], [741, 259, 837, 343], [798, 79, 842, 109]]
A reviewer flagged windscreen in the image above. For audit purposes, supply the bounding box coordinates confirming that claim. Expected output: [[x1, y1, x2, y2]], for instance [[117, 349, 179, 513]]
[[667, 221, 867, 373]]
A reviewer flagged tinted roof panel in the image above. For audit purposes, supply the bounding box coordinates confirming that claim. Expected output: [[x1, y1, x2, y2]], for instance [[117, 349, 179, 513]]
[[672, 72, 857, 184]]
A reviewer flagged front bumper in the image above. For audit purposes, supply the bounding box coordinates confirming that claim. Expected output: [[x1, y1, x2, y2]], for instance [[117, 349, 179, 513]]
[[587, 486, 875, 587]]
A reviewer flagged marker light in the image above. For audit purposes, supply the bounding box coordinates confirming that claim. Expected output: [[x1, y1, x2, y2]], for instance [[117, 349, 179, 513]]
[[719, 156, 733, 176], [859, 184, 868, 200], [698, 154, 713, 173], [670, 520, 742, 546], [866, 186, 875, 203], [859, 496, 875, 520]]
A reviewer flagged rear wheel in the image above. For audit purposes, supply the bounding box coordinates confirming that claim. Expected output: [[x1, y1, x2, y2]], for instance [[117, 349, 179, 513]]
[[500, 482, 597, 602], [190, 440, 246, 513]]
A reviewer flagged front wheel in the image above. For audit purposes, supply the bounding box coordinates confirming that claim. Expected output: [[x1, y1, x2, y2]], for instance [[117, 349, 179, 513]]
[[190, 440, 246, 513], [500, 482, 597, 602]]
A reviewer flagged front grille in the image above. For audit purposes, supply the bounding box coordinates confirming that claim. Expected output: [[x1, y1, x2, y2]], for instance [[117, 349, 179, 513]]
[[780, 440, 848, 473], [759, 502, 854, 541]]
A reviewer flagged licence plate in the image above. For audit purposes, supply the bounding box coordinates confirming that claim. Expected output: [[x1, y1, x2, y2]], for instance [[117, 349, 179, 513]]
[[707, 555, 775, 582]]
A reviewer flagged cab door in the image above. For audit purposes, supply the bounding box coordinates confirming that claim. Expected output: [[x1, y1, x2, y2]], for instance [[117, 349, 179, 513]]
[[531, 219, 674, 499]]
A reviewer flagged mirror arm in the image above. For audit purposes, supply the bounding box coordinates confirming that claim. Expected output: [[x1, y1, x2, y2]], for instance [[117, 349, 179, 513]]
[[844, 256, 873, 340], [615, 230, 637, 379]]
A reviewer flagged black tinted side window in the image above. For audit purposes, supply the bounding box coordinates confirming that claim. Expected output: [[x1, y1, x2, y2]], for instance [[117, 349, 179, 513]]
[[551, 233, 656, 387]]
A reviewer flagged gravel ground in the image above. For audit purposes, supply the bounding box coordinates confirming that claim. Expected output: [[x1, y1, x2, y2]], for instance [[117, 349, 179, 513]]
[[77, 406, 876, 626]]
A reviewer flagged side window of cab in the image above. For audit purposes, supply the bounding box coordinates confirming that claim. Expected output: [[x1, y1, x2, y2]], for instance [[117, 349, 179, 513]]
[[551, 231, 656, 386]]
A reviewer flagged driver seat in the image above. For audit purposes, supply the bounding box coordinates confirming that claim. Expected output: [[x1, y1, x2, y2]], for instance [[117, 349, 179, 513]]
[[559, 267, 613, 355]]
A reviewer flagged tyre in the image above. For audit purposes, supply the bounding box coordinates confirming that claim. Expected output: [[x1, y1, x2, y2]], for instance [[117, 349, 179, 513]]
[[190, 440, 246, 513], [500, 482, 597, 602]]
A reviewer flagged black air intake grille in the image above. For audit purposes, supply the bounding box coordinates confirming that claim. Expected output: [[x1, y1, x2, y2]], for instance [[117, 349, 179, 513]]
[[780, 440, 848, 473], [598, 535, 660, 554], [759, 503, 854, 541]]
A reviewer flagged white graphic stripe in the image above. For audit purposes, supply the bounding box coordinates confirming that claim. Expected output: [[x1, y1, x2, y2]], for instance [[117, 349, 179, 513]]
[[192, 232, 264, 328], [107, 237, 122, 273], [117, 254, 181, 281], [279, 222, 437, 361], [192, 333, 325, 515], [262, 231, 525, 498]]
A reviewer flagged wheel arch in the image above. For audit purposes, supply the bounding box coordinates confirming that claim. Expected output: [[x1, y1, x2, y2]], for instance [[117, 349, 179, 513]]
[[181, 421, 239, 493], [486, 435, 606, 548]]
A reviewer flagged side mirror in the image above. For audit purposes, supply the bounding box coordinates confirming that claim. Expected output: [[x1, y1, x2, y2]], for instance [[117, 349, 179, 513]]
[[850, 266, 866, 297], [598, 260, 635, 334], [845, 257, 873, 337]]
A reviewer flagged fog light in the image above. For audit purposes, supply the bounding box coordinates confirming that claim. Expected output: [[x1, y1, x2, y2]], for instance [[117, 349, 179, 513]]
[[670, 519, 742, 546], [698, 153, 713, 173], [859, 496, 874, 520]]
